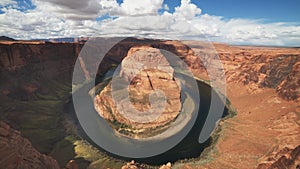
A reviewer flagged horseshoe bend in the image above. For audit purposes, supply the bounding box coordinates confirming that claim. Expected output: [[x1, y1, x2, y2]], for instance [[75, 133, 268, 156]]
[[94, 46, 183, 138], [0, 37, 299, 169]]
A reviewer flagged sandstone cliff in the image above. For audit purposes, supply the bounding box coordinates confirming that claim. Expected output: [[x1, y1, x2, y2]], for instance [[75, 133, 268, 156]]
[[0, 121, 60, 169], [182, 42, 300, 101], [0, 42, 80, 76], [257, 145, 300, 169], [213, 44, 300, 101]]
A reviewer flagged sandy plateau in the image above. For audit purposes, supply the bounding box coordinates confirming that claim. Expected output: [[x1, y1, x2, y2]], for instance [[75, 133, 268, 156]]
[[179, 44, 300, 169]]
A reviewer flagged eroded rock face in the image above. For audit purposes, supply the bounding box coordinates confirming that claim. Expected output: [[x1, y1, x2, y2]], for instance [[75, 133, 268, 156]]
[[254, 111, 300, 169], [0, 121, 60, 169], [121, 160, 172, 169], [94, 47, 181, 136], [193, 43, 300, 101], [276, 61, 300, 101], [257, 145, 300, 169]]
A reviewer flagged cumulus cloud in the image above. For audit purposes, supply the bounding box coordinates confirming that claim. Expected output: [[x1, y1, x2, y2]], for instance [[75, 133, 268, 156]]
[[189, 14, 300, 46], [31, 0, 164, 20], [173, 0, 201, 20], [0, 0, 299, 46], [0, 3, 103, 39], [114, 0, 163, 16], [98, 0, 202, 39], [32, 0, 117, 20]]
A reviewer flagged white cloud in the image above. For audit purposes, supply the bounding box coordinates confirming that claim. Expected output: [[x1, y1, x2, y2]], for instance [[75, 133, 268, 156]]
[[189, 14, 300, 46], [0, 0, 16, 7], [111, 0, 163, 16], [0, 0, 299, 46], [163, 4, 169, 11], [173, 0, 201, 20], [32, 0, 111, 20], [99, 0, 119, 14], [0, 4, 104, 39]]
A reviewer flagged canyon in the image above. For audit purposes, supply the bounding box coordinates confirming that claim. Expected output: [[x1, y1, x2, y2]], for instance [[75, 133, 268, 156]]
[[0, 38, 299, 169]]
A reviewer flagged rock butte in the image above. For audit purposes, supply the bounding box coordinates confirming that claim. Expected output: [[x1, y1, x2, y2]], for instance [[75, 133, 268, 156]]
[[94, 47, 181, 136]]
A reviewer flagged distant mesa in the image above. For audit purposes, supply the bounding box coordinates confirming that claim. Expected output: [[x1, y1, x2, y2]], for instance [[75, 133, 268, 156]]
[[0, 36, 16, 41], [46, 37, 89, 43], [0, 36, 89, 43]]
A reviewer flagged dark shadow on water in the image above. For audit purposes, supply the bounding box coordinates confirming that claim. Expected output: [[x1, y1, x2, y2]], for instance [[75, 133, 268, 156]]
[[133, 80, 228, 164]]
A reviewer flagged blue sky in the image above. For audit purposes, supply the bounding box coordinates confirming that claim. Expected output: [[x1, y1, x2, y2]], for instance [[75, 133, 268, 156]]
[[193, 0, 300, 23], [0, 0, 299, 46]]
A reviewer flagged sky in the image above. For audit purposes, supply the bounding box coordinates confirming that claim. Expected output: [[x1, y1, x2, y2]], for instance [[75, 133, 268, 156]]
[[0, 0, 299, 46]]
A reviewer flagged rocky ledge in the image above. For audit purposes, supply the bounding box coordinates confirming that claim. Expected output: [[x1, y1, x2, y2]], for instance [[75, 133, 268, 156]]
[[94, 46, 181, 137]]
